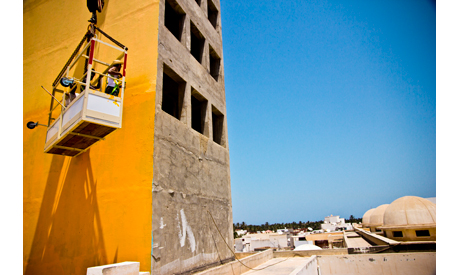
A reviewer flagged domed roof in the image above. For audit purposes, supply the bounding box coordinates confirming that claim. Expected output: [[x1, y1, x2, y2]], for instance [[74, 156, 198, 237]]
[[362, 208, 375, 226], [294, 244, 322, 251], [369, 204, 389, 227], [382, 196, 436, 229]]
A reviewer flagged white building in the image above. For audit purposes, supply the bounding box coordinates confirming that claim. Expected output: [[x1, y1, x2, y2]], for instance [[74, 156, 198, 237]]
[[290, 233, 313, 248], [276, 228, 291, 234], [234, 233, 289, 252], [321, 215, 353, 232], [235, 229, 247, 236]]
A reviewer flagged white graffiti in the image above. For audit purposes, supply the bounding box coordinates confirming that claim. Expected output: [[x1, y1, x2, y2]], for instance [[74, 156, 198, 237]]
[[177, 209, 196, 252], [160, 217, 166, 229]]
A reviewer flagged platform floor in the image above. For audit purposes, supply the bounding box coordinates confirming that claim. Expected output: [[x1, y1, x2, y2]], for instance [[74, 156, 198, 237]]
[[242, 257, 312, 275]]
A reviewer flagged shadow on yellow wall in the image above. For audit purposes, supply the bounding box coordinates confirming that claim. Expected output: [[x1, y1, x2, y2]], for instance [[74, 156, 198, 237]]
[[25, 152, 112, 275]]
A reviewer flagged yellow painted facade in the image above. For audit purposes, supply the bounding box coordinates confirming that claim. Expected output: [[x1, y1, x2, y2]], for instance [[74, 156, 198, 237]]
[[384, 228, 436, 242], [24, 1, 160, 274]]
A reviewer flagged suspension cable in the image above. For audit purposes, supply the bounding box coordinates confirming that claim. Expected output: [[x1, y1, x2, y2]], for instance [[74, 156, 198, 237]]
[[52, 31, 92, 87], [206, 209, 293, 271], [94, 26, 127, 50]]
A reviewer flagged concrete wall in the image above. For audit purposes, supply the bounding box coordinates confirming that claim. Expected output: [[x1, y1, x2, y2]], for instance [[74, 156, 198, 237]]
[[291, 256, 318, 275], [317, 253, 436, 275], [151, 0, 233, 274], [24, 1, 159, 274], [235, 252, 257, 260]]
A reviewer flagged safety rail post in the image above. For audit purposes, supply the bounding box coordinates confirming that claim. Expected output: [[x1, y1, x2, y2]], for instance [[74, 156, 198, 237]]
[[82, 39, 96, 119], [47, 91, 55, 126]]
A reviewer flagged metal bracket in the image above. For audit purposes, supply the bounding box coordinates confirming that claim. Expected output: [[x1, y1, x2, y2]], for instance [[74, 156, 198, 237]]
[[54, 145, 84, 151], [70, 132, 105, 140]]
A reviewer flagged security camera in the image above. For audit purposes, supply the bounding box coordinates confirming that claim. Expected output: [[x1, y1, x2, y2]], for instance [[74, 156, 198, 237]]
[[27, 121, 38, 129]]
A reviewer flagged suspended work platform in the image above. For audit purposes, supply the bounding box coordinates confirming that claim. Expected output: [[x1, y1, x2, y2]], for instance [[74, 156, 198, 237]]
[[44, 29, 128, 157]]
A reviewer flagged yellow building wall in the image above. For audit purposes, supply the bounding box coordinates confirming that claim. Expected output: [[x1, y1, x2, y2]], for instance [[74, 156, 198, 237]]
[[385, 228, 436, 242], [305, 232, 343, 242], [23, 1, 159, 274]]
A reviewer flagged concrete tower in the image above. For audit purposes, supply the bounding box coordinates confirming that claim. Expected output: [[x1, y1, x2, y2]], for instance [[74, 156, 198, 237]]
[[23, 0, 233, 274]]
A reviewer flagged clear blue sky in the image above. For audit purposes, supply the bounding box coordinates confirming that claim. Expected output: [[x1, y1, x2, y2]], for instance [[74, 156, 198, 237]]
[[221, 0, 436, 224]]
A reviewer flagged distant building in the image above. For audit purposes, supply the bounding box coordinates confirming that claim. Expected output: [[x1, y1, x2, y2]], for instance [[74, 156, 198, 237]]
[[321, 215, 353, 232], [290, 233, 313, 248], [293, 244, 322, 251], [305, 232, 345, 249], [235, 229, 247, 236], [277, 228, 291, 234], [234, 233, 289, 252]]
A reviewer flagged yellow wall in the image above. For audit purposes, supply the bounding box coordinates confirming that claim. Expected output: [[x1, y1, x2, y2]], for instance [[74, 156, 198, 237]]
[[384, 228, 436, 242], [23, 1, 159, 274], [305, 232, 343, 242]]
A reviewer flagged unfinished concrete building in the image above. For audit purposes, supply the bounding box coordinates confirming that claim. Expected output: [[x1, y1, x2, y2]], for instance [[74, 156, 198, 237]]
[[152, 0, 234, 273], [23, 0, 233, 274]]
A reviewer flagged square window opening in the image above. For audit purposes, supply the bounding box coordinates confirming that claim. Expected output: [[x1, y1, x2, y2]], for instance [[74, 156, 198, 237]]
[[191, 89, 208, 135], [392, 231, 403, 238], [209, 45, 221, 81], [212, 106, 224, 146], [191, 22, 205, 63], [415, 230, 430, 237], [207, 0, 218, 29], [162, 66, 185, 120], [165, 0, 185, 41]]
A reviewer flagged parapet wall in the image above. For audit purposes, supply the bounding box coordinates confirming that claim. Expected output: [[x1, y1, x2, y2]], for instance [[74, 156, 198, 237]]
[[274, 249, 348, 258], [194, 249, 274, 275], [317, 253, 436, 275]]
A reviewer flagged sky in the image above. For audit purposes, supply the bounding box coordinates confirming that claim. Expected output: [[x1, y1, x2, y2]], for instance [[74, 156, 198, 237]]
[[220, 0, 437, 225]]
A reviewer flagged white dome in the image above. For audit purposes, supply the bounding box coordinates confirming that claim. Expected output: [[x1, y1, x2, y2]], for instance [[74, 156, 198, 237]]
[[369, 204, 389, 227], [294, 244, 322, 251], [382, 196, 436, 229], [362, 208, 375, 227]]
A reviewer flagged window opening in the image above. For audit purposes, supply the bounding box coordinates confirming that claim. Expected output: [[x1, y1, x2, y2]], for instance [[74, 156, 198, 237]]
[[162, 66, 185, 120], [191, 89, 208, 135], [209, 45, 221, 81], [191, 22, 205, 64], [165, 0, 185, 41], [195, 0, 202, 6], [392, 231, 403, 238], [415, 230, 430, 237], [212, 105, 224, 146], [207, 0, 218, 29]]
